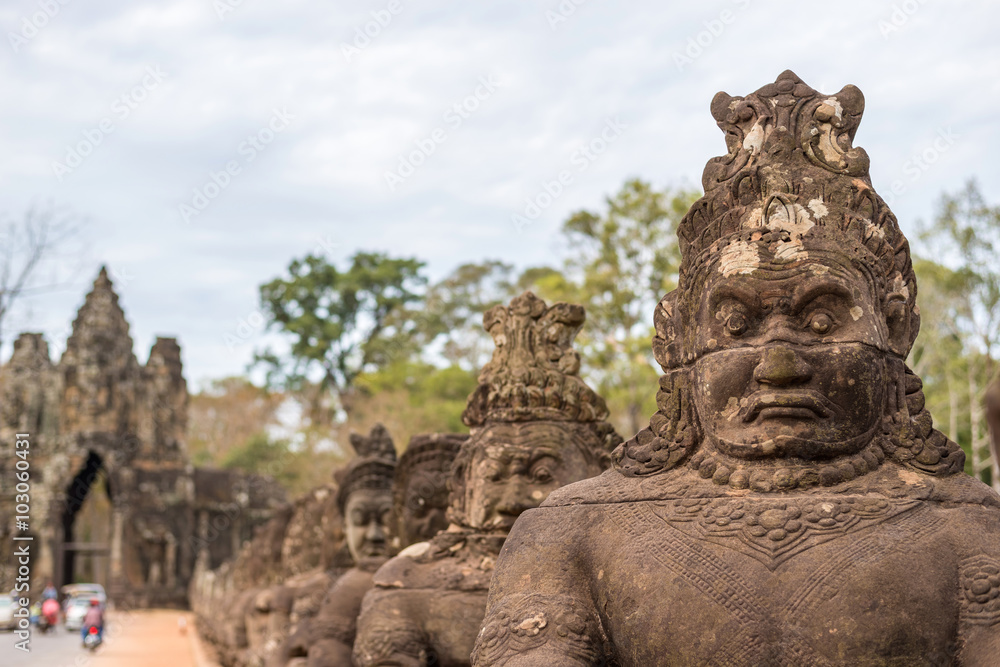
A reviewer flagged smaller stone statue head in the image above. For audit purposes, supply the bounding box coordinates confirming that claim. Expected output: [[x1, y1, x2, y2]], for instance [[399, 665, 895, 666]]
[[451, 292, 621, 533], [393, 433, 468, 546], [336, 424, 397, 563]]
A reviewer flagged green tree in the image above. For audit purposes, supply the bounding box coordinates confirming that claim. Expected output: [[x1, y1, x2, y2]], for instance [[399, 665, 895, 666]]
[[254, 251, 427, 423], [222, 432, 292, 477], [419, 260, 516, 370], [917, 180, 1000, 489], [349, 361, 478, 447], [525, 179, 700, 436]]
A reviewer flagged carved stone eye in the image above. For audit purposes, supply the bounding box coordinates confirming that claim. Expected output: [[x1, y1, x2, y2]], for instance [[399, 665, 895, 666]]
[[725, 313, 748, 336], [530, 463, 554, 484], [809, 313, 833, 335]]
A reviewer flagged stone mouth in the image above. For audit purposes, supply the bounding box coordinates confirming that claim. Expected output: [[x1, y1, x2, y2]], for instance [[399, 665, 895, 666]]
[[742, 391, 839, 423]]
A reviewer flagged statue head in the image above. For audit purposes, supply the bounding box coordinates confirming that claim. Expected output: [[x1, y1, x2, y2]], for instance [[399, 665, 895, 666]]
[[336, 424, 397, 563], [452, 292, 621, 533], [393, 433, 467, 546], [614, 71, 964, 491]]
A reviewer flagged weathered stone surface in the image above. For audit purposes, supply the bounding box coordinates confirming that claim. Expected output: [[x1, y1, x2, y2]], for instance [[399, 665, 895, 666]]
[[195, 425, 465, 667], [393, 433, 468, 549], [354, 292, 620, 667], [0, 267, 283, 609], [192, 480, 350, 667], [301, 424, 399, 666], [473, 71, 1000, 666]]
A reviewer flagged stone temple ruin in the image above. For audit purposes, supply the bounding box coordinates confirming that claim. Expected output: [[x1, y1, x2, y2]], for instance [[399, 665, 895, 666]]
[[0, 267, 284, 607]]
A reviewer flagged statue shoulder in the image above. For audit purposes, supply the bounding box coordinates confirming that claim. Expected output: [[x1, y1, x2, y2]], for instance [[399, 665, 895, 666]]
[[370, 548, 439, 590], [541, 467, 637, 507], [925, 471, 1000, 509]]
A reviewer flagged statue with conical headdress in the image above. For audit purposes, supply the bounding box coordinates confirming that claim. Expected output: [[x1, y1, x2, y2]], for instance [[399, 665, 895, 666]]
[[474, 71, 1000, 666], [353, 292, 621, 667]]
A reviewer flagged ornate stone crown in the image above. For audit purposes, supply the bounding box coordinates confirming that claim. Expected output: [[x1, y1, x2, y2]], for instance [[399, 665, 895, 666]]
[[461, 291, 610, 426], [336, 423, 397, 511]]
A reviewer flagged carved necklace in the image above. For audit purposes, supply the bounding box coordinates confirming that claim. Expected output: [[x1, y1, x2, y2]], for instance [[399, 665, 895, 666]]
[[687, 436, 887, 492]]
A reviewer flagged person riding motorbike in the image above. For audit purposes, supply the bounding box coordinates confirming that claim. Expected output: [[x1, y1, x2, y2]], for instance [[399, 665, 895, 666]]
[[40, 598, 60, 632], [80, 598, 104, 642], [41, 582, 58, 601]]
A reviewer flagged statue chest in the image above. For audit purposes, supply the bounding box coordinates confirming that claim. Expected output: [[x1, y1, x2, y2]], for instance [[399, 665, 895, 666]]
[[593, 497, 960, 666]]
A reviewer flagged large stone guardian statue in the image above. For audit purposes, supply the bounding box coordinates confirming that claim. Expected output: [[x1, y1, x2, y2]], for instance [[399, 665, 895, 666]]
[[354, 292, 621, 666], [474, 71, 1000, 666]]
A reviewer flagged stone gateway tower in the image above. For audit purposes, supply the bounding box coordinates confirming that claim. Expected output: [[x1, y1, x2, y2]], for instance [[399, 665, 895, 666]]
[[0, 267, 284, 607]]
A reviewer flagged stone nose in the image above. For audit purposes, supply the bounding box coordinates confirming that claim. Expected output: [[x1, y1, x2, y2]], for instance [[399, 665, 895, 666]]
[[365, 519, 385, 543], [496, 478, 534, 516], [753, 345, 813, 387]]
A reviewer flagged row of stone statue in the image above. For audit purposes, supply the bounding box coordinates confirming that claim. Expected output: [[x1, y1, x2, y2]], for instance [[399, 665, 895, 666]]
[[191, 288, 620, 666], [193, 71, 1000, 666]]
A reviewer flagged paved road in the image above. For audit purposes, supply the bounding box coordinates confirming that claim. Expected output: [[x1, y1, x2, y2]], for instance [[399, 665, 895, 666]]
[[1, 623, 87, 667], [0, 610, 205, 667]]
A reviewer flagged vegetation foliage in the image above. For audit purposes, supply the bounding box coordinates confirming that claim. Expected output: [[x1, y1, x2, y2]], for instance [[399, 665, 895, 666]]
[[189, 179, 1000, 494]]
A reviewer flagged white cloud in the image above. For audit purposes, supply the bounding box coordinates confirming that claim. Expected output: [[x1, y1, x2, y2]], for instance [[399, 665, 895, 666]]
[[1, 0, 998, 383]]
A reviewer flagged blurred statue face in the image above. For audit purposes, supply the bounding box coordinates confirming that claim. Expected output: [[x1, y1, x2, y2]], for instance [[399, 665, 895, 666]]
[[463, 422, 598, 533], [344, 488, 393, 563], [398, 468, 450, 546], [691, 252, 888, 460]]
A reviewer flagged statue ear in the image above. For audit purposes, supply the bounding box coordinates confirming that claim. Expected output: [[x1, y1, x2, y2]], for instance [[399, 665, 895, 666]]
[[652, 291, 683, 371], [884, 291, 916, 358], [883, 269, 920, 358]]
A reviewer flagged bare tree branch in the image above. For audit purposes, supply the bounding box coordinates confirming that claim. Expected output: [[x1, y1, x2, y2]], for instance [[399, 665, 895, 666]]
[[0, 202, 87, 347]]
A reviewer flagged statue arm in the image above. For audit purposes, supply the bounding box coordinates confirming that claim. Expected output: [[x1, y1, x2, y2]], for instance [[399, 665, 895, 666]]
[[955, 517, 1000, 666], [472, 509, 606, 666], [353, 588, 427, 667]]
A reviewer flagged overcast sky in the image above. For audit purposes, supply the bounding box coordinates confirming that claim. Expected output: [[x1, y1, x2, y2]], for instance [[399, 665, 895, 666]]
[[2, 0, 998, 388]]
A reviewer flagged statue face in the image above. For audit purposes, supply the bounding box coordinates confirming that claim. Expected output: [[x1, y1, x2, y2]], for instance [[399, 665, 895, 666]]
[[344, 488, 393, 562], [399, 468, 450, 545], [691, 253, 888, 460], [463, 422, 597, 533]]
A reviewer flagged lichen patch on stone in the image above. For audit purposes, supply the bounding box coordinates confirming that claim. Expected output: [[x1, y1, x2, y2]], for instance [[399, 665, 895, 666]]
[[808, 198, 828, 219], [718, 240, 760, 276], [517, 612, 547, 635], [743, 119, 765, 154]]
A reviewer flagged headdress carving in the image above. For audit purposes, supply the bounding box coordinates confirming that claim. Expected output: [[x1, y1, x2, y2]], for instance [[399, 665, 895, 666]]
[[614, 71, 964, 485], [336, 423, 397, 512], [462, 291, 610, 426]]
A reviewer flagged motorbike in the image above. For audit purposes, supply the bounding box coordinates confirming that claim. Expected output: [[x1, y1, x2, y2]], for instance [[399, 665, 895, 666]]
[[83, 625, 102, 651], [37, 614, 52, 633], [39, 599, 60, 634]]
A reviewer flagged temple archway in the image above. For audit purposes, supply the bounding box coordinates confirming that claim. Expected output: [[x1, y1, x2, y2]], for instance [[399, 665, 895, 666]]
[[59, 451, 112, 588]]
